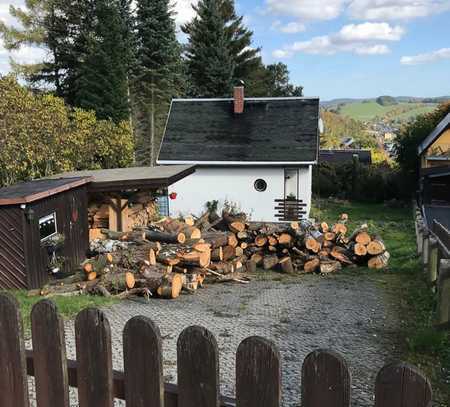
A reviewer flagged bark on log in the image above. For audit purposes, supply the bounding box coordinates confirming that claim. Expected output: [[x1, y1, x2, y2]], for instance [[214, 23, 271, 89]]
[[279, 256, 294, 274], [263, 254, 279, 270], [367, 239, 386, 255], [144, 230, 186, 244], [320, 261, 342, 274], [368, 251, 390, 269], [304, 258, 320, 273]]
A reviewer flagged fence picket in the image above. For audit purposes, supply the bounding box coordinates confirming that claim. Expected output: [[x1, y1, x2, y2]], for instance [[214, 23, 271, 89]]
[[0, 293, 29, 407], [177, 325, 219, 407], [75, 308, 113, 407], [123, 316, 163, 407], [375, 363, 432, 407], [301, 349, 350, 407], [236, 336, 280, 407], [31, 299, 69, 407]]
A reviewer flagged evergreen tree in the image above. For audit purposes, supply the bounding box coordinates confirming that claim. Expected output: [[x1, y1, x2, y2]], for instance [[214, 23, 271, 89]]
[[182, 0, 259, 86], [183, 0, 234, 97], [69, 0, 131, 122], [133, 0, 181, 164]]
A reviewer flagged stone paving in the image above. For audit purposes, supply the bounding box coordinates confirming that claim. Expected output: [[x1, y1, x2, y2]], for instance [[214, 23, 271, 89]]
[[29, 272, 402, 406]]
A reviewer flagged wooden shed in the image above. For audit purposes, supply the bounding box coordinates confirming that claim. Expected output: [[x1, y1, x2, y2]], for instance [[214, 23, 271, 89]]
[[0, 177, 91, 289]]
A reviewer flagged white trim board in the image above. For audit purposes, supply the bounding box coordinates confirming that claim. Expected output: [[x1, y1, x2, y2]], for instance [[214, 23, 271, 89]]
[[157, 160, 317, 166]]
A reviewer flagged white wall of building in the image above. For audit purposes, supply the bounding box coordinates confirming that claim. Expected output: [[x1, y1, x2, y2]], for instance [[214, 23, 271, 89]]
[[168, 166, 312, 222]]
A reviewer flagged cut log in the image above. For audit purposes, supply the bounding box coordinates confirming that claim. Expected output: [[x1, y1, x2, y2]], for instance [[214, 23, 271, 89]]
[[304, 258, 320, 273], [240, 242, 248, 250], [228, 233, 239, 248], [368, 251, 390, 269], [191, 242, 211, 253], [100, 229, 146, 241], [86, 271, 97, 281], [263, 254, 279, 270], [229, 221, 246, 233], [237, 231, 248, 240], [290, 221, 300, 230], [367, 239, 386, 255], [157, 273, 183, 299], [245, 260, 257, 273], [320, 222, 329, 233], [211, 247, 223, 262], [320, 261, 342, 274], [324, 232, 336, 241], [209, 261, 234, 275], [355, 232, 371, 246], [101, 271, 135, 292], [144, 230, 186, 244], [157, 248, 181, 266], [332, 223, 348, 235], [255, 235, 268, 247], [250, 252, 263, 265], [149, 248, 157, 266], [178, 250, 211, 268], [305, 236, 321, 253], [202, 233, 228, 248], [278, 233, 293, 246], [279, 256, 294, 274], [268, 235, 278, 246], [182, 226, 202, 240], [235, 246, 244, 257], [330, 246, 353, 265], [184, 216, 195, 226], [222, 245, 236, 261], [354, 243, 368, 257]]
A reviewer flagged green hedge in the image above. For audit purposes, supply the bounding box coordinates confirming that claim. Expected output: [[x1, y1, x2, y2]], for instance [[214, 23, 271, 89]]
[[312, 162, 412, 203]]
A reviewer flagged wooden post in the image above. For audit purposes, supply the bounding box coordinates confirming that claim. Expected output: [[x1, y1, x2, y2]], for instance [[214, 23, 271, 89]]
[[437, 259, 450, 326], [421, 229, 429, 269], [0, 294, 29, 407], [427, 237, 439, 288], [416, 221, 424, 255], [375, 363, 431, 407], [109, 198, 129, 232]]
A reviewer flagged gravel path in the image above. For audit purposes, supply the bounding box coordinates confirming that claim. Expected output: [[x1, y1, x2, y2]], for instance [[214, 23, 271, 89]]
[[29, 272, 402, 406]]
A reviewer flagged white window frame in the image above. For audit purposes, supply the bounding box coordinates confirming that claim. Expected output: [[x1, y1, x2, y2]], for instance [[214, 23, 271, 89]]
[[39, 212, 58, 242]]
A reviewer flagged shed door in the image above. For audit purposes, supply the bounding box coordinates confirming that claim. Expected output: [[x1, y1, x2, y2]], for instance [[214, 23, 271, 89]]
[[284, 169, 298, 200]]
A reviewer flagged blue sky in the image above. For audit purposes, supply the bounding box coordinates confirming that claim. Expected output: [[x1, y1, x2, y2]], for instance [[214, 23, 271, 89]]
[[1, 0, 450, 100]]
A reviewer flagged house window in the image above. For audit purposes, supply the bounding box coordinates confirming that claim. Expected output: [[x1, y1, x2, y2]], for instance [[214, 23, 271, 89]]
[[254, 179, 267, 192], [39, 213, 57, 241]]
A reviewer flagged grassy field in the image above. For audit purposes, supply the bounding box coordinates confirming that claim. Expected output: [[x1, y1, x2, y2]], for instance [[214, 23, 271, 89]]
[[312, 199, 450, 406], [4, 290, 118, 333], [338, 101, 437, 122]]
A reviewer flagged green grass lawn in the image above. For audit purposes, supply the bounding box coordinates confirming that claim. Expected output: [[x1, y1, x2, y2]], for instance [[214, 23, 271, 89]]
[[339, 101, 436, 122], [3, 290, 118, 333], [312, 199, 450, 406]]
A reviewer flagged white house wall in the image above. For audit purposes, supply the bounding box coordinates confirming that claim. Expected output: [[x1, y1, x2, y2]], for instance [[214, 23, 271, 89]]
[[168, 166, 312, 222]]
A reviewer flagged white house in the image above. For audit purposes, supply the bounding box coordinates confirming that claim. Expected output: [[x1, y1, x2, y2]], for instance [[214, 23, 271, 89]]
[[157, 87, 320, 222]]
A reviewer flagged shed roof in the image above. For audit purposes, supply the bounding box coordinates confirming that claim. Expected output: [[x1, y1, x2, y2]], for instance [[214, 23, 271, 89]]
[[0, 177, 91, 205], [158, 97, 320, 165], [48, 165, 195, 192], [319, 149, 372, 165], [418, 113, 450, 156]]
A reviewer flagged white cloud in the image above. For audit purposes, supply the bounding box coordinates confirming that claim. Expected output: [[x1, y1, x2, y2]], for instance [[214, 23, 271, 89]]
[[266, 0, 346, 21], [272, 20, 306, 34], [273, 22, 403, 58], [171, 0, 198, 26], [348, 0, 450, 21], [401, 47, 450, 65]]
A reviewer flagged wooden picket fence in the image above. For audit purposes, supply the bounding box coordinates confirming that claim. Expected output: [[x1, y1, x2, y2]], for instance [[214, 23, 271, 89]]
[[0, 293, 433, 407]]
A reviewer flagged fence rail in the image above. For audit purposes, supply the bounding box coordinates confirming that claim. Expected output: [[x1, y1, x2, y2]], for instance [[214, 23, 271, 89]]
[[0, 293, 433, 407]]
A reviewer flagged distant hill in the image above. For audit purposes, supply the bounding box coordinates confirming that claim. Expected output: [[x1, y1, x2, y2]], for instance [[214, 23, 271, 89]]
[[321, 96, 450, 124]]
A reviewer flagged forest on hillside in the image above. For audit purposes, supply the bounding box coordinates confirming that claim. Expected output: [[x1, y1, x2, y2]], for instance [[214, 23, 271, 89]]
[[0, 0, 303, 168]]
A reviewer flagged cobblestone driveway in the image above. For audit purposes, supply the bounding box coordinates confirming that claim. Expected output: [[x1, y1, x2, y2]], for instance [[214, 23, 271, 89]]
[[45, 272, 402, 407]]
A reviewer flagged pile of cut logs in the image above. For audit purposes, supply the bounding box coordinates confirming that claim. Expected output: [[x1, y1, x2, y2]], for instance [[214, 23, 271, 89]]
[[76, 211, 389, 300]]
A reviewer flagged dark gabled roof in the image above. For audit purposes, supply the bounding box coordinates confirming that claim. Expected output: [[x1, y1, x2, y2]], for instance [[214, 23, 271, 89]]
[[0, 177, 91, 205], [319, 149, 372, 165], [418, 113, 450, 156], [47, 165, 195, 192], [158, 97, 320, 164]]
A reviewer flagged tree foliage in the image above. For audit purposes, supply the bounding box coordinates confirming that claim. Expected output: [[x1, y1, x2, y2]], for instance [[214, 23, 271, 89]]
[[133, 0, 182, 164], [183, 0, 235, 97], [0, 75, 133, 187], [321, 110, 368, 148], [395, 101, 450, 192]]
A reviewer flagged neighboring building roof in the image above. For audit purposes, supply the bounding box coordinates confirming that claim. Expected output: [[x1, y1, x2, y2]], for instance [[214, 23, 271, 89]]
[[48, 165, 195, 192], [420, 165, 450, 178], [158, 97, 320, 165], [423, 205, 450, 230], [319, 149, 372, 165], [418, 113, 450, 156], [0, 177, 91, 205]]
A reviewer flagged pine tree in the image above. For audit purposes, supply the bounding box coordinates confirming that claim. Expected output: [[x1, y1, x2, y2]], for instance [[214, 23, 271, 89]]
[[182, 0, 259, 92], [133, 0, 181, 165], [183, 0, 235, 97], [69, 0, 131, 122]]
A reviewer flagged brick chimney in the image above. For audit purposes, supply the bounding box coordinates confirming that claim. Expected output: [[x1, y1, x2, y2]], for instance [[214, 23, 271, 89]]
[[234, 86, 244, 114]]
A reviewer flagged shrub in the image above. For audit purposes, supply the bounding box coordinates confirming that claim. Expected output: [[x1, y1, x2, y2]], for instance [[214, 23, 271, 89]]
[[0, 75, 134, 187]]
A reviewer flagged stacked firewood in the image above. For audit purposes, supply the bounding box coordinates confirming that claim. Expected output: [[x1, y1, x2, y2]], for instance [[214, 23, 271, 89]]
[[79, 211, 389, 300]]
